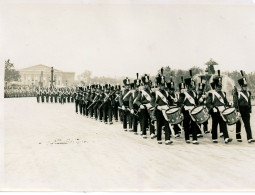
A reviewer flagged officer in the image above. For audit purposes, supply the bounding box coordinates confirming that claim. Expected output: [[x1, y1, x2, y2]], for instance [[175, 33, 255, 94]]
[[234, 70, 255, 143]]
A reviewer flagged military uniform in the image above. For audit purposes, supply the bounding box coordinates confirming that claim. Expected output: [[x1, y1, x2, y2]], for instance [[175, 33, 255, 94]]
[[152, 73, 172, 144], [113, 85, 121, 122], [119, 78, 132, 131], [129, 74, 141, 134], [234, 74, 254, 143], [177, 71, 199, 144], [136, 74, 156, 139], [205, 71, 232, 143]]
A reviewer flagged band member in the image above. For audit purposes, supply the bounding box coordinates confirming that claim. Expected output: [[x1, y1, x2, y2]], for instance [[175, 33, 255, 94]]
[[196, 76, 210, 136], [152, 70, 172, 144], [78, 87, 83, 114], [135, 74, 156, 139], [129, 73, 141, 135], [166, 78, 182, 137], [206, 70, 233, 143], [178, 70, 199, 144], [234, 70, 254, 143], [113, 84, 121, 122], [119, 78, 132, 131]]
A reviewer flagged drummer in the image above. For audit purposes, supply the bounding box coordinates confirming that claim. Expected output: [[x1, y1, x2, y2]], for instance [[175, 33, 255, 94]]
[[166, 78, 182, 137], [135, 74, 156, 139], [234, 71, 254, 143], [177, 70, 199, 144], [205, 70, 233, 144], [197, 76, 210, 136], [152, 69, 172, 145]]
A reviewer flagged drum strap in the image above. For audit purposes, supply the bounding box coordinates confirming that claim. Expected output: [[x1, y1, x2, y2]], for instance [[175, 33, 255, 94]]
[[156, 91, 168, 105], [123, 90, 132, 101], [212, 91, 225, 105], [238, 92, 248, 102], [141, 90, 152, 102], [184, 92, 196, 105], [133, 93, 139, 104]]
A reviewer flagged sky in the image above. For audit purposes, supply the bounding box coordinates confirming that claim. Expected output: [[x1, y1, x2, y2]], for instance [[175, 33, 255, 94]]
[[1, 0, 255, 79]]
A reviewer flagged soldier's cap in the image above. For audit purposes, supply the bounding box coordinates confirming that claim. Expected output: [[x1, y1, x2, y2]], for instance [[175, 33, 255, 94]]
[[115, 84, 121, 90], [213, 75, 222, 87], [184, 78, 195, 87], [123, 78, 130, 86], [130, 83, 135, 90], [166, 81, 175, 90], [210, 82, 216, 90], [104, 84, 110, 89], [156, 74, 165, 85], [141, 74, 150, 85], [198, 83, 206, 91], [134, 79, 141, 87], [178, 82, 186, 90], [238, 77, 248, 87]]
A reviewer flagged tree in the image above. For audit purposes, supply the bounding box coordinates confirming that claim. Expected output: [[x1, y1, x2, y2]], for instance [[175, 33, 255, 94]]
[[78, 70, 92, 84], [4, 59, 21, 82]]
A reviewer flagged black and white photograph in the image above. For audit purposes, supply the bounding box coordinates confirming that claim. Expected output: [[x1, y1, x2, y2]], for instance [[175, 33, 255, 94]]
[[1, 0, 255, 192]]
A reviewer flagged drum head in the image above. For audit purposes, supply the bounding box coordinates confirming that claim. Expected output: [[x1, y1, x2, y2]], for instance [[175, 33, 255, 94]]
[[191, 106, 203, 115], [223, 108, 235, 115], [166, 107, 179, 114]]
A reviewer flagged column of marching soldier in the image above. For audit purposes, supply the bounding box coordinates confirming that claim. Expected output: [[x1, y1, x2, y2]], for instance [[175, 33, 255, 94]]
[[35, 87, 76, 104], [36, 69, 255, 145]]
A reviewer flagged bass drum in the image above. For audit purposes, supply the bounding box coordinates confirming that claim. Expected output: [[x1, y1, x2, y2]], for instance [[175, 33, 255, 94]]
[[165, 107, 184, 124], [190, 106, 210, 124]]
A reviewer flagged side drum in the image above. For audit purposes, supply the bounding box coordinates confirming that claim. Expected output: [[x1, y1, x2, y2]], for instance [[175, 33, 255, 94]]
[[221, 107, 239, 125], [190, 106, 210, 124], [165, 107, 184, 124]]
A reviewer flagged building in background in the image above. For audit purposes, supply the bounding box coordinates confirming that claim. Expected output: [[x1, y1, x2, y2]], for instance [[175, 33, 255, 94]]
[[19, 64, 75, 87]]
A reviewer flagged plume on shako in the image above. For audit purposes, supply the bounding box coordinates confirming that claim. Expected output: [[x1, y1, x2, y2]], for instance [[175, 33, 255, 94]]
[[238, 70, 248, 87]]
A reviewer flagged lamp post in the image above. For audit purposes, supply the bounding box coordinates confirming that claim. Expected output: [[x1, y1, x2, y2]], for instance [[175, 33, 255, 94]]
[[49, 67, 57, 89]]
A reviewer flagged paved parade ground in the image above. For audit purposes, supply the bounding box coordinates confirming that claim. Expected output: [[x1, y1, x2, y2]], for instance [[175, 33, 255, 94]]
[[1, 98, 255, 191]]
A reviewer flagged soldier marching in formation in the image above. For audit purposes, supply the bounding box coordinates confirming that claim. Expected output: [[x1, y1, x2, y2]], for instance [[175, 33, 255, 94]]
[[7, 67, 253, 145]]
